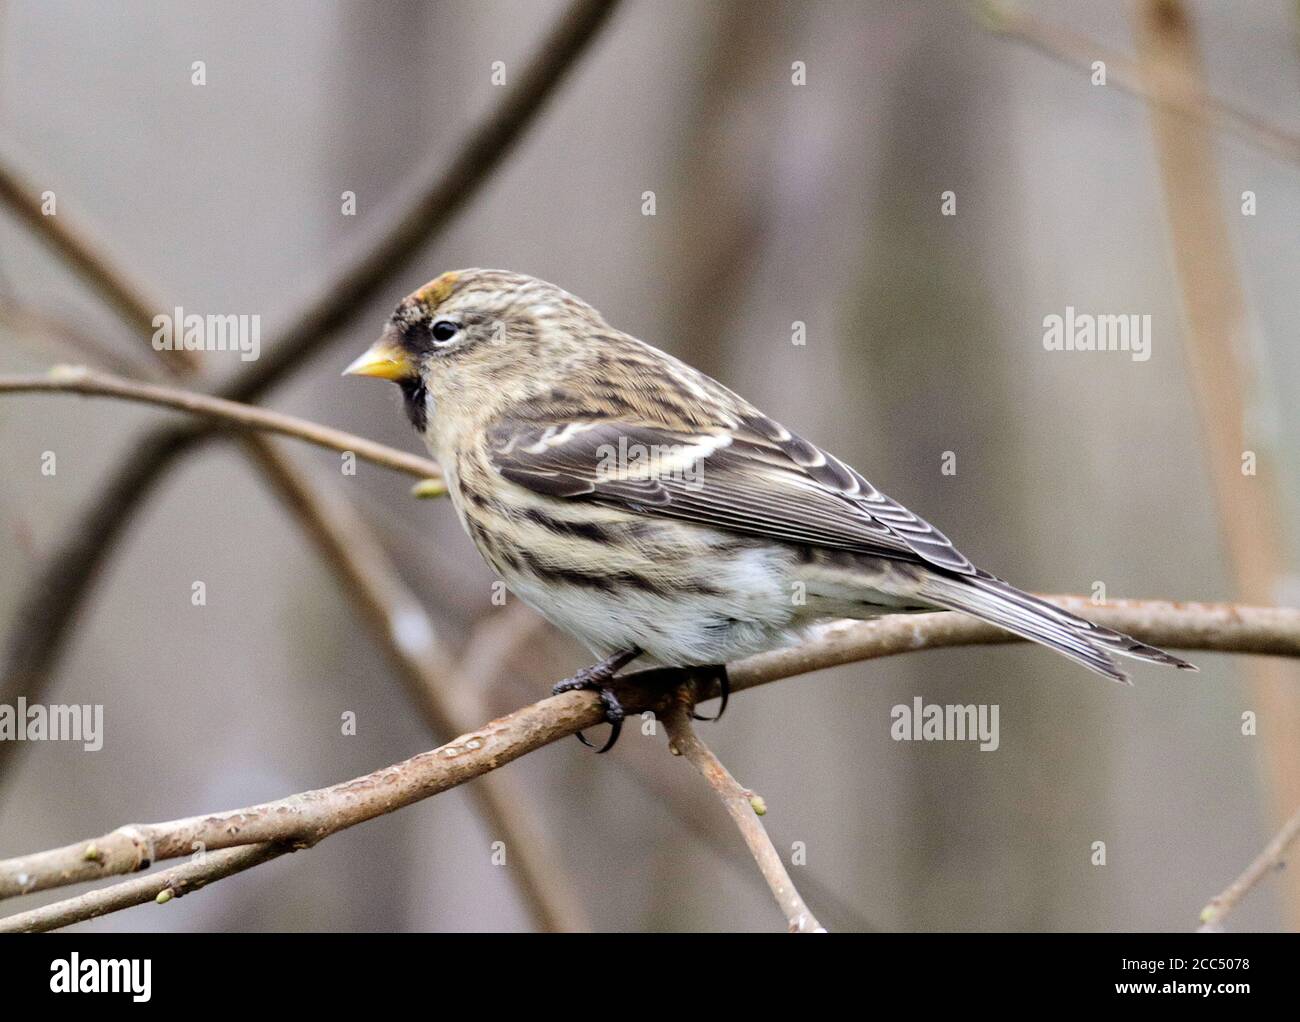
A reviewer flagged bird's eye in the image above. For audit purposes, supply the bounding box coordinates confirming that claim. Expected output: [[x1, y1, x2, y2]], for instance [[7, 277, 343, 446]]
[[431, 320, 459, 343]]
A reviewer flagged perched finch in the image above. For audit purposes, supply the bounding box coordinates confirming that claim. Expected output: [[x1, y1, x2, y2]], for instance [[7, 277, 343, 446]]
[[346, 269, 1195, 749]]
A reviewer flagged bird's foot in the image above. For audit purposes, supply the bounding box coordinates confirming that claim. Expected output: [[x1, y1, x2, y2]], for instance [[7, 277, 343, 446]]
[[636, 663, 730, 721], [551, 647, 642, 753]]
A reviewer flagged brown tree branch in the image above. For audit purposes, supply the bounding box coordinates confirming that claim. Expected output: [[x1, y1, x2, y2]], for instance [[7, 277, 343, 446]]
[[0, 368, 443, 482], [1, 597, 1294, 931], [0, 686, 608, 909], [0, 844, 291, 933], [0, 0, 622, 759], [661, 688, 824, 933]]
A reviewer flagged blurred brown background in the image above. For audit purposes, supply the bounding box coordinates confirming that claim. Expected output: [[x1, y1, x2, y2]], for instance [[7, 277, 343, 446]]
[[0, 0, 1297, 931]]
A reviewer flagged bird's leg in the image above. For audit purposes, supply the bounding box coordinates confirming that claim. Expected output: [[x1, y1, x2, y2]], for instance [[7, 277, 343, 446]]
[[551, 646, 642, 753]]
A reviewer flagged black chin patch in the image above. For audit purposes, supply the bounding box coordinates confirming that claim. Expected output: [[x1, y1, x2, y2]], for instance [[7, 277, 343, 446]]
[[398, 376, 428, 432]]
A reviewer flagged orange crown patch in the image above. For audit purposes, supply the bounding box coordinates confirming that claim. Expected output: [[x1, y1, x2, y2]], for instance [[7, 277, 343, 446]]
[[411, 271, 460, 308]]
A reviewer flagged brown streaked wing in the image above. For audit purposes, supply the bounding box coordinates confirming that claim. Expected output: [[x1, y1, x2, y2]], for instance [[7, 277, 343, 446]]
[[485, 411, 977, 574]]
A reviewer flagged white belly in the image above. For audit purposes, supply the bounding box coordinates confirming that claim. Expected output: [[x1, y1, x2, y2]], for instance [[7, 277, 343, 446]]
[[496, 530, 802, 666]]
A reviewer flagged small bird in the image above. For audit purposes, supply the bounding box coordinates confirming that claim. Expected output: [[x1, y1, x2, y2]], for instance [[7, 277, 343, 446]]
[[346, 269, 1195, 749]]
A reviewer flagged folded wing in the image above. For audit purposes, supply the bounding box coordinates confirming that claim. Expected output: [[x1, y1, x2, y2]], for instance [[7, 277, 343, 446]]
[[486, 410, 977, 574]]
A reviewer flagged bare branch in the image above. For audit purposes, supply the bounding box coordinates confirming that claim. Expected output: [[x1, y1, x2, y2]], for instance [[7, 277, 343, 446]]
[[661, 688, 823, 932], [0, 367, 442, 482], [0, 844, 291, 934], [0, 688, 608, 907], [1199, 803, 1300, 931], [2, 597, 1294, 930], [714, 598, 1299, 697]]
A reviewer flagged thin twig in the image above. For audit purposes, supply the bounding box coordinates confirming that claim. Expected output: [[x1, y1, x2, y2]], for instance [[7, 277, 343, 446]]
[[1199, 802, 1300, 931], [0, 844, 291, 934], [0, 368, 443, 481], [661, 688, 823, 932], [1, 597, 1294, 930], [715, 598, 1300, 692]]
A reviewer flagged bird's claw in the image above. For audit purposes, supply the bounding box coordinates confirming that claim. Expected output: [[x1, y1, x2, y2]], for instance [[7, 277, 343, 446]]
[[574, 688, 625, 753], [551, 647, 640, 753], [689, 665, 730, 722]]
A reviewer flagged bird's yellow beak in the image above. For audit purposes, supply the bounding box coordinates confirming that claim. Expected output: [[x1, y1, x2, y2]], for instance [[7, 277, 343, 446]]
[[343, 334, 414, 381]]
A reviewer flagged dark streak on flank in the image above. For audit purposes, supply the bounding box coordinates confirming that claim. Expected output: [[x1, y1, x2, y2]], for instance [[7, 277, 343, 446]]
[[515, 548, 673, 596], [518, 507, 613, 543], [466, 517, 494, 553]]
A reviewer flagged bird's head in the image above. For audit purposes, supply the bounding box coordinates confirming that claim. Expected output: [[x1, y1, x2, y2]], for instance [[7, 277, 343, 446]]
[[344, 268, 606, 433]]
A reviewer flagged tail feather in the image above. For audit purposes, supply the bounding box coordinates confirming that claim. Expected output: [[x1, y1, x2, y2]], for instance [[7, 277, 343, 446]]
[[914, 572, 1198, 683]]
